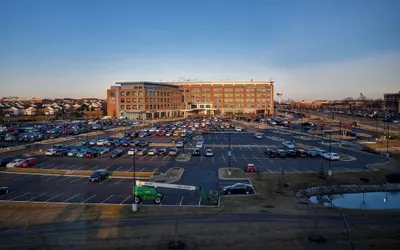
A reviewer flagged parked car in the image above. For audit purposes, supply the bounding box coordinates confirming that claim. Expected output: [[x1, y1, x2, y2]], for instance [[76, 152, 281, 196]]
[[176, 141, 184, 148], [6, 159, 25, 168], [277, 149, 286, 158], [136, 148, 148, 156], [205, 149, 213, 157], [315, 149, 327, 157], [147, 148, 157, 156], [157, 148, 168, 156], [128, 148, 137, 155], [0, 186, 10, 195], [89, 169, 109, 182], [0, 157, 14, 167], [68, 149, 79, 157], [54, 149, 69, 156], [285, 149, 296, 157], [19, 158, 37, 168], [264, 148, 278, 157], [168, 147, 178, 156], [306, 150, 318, 157], [97, 148, 110, 155], [244, 163, 257, 173], [45, 149, 57, 156], [192, 148, 200, 156], [137, 141, 148, 147], [84, 150, 98, 158], [223, 183, 253, 195], [282, 141, 295, 149], [296, 149, 308, 157], [323, 152, 340, 160], [195, 142, 204, 149], [110, 149, 123, 158], [254, 133, 263, 139]]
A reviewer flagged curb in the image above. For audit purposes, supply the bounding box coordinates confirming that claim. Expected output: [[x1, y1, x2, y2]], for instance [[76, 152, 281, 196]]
[[0, 171, 150, 179]]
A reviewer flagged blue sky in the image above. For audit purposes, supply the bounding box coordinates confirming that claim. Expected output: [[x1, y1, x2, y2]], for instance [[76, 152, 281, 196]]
[[0, 0, 399, 99]]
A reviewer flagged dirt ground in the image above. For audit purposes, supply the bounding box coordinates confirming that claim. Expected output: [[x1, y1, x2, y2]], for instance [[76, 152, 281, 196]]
[[2, 221, 400, 250]]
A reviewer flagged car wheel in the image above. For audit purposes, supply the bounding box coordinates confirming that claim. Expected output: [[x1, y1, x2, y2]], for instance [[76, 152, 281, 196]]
[[154, 197, 162, 204], [227, 190, 231, 195], [245, 190, 250, 194], [134, 196, 141, 203], [6, 189, 9, 194]]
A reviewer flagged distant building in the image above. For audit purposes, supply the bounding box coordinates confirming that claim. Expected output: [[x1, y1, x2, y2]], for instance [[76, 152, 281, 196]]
[[383, 91, 400, 114]]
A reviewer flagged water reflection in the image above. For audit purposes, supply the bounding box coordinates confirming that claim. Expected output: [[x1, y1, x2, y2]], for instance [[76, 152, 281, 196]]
[[310, 192, 400, 210]]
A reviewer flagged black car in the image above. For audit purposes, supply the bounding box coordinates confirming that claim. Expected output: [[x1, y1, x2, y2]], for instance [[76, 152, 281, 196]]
[[192, 148, 201, 156], [54, 149, 68, 156], [286, 150, 296, 157], [120, 140, 130, 147], [223, 183, 253, 195], [264, 148, 278, 157], [89, 169, 109, 182], [0, 157, 14, 167], [157, 148, 168, 156], [306, 150, 318, 157], [0, 186, 10, 195], [137, 141, 148, 147], [277, 149, 286, 158], [130, 140, 139, 147], [110, 149, 123, 158]]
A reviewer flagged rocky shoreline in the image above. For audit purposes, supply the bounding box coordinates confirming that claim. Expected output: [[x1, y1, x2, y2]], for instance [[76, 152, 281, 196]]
[[296, 183, 400, 199]]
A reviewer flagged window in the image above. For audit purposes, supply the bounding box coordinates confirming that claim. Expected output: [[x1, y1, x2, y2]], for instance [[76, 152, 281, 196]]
[[120, 92, 125, 96], [224, 88, 233, 92], [206, 104, 211, 108], [126, 98, 131, 103], [110, 92, 115, 97], [235, 93, 244, 97], [132, 91, 137, 96], [224, 93, 233, 98], [213, 88, 223, 93], [154, 98, 157, 102], [246, 88, 255, 92], [133, 105, 137, 109], [138, 105, 143, 110], [200, 105, 204, 108], [138, 91, 143, 96], [120, 105, 125, 110], [120, 98, 125, 103], [126, 91, 131, 96], [235, 88, 244, 92], [133, 98, 137, 102], [126, 105, 131, 110], [138, 98, 143, 102], [146, 105, 149, 109], [149, 105, 152, 109]]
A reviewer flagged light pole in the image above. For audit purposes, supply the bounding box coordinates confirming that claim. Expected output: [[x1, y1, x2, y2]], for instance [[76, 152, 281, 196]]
[[132, 148, 137, 212], [328, 131, 332, 176], [386, 122, 389, 155], [228, 132, 231, 175]]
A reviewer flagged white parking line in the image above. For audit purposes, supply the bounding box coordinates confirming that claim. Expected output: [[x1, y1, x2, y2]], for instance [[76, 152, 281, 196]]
[[121, 195, 131, 204], [162, 155, 169, 161], [343, 167, 351, 171], [303, 167, 313, 172], [114, 166, 122, 171], [232, 153, 238, 162], [256, 145, 262, 151], [139, 156, 147, 161], [149, 156, 157, 162], [140, 167, 146, 172], [291, 167, 300, 173], [125, 167, 133, 172], [55, 164, 65, 169], [44, 164, 54, 169], [101, 195, 114, 204], [100, 178, 111, 184], [57, 176, 72, 183], [42, 176, 59, 182], [9, 192, 31, 201], [252, 154, 262, 163], [198, 196, 202, 205], [28, 192, 47, 201], [221, 152, 226, 163], [70, 177, 84, 183], [212, 157, 215, 163], [242, 154, 249, 162], [75, 165, 86, 170], [114, 178, 125, 184], [179, 196, 184, 205], [160, 196, 166, 205], [68, 164, 76, 169], [89, 165, 99, 170], [239, 145, 243, 151], [45, 193, 63, 202], [64, 194, 80, 203], [247, 146, 252, 151], [287, 159, 299, 164], [264, 167, 272, 173], [223, 137, 227, 140], [265, 157, 273, 163], [200, 155, 203, 162], [81, 194, 96, 204]]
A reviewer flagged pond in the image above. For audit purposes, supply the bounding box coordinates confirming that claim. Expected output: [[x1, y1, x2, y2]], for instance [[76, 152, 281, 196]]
[[309, 192, 400, 210]]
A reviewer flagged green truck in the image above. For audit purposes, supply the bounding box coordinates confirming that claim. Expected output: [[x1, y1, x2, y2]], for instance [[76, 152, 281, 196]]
[[133, 181, 219, 204]]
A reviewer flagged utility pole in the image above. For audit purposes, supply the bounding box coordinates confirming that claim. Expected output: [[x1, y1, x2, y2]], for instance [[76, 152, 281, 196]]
[[132, 148, 137, 212], [228, 132, 231, 175], [386, 122, 389, 155], [376, 117, 379, 140], [328, 132, 332, 176]]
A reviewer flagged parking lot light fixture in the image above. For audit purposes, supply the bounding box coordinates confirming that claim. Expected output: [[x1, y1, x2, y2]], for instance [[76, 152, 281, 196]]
[[328, 131, 332, 176]]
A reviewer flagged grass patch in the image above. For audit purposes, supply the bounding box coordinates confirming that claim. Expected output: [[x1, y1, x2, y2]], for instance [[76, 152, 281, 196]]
[[368, 140, 400, 149], [218, 168, 247, 179]]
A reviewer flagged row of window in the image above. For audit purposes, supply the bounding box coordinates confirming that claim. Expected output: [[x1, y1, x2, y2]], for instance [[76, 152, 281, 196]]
[[187, 98, 271, 103], [120, 98, 172, 103], [120, 104, 173, 110], [182, 88, 271, 93]]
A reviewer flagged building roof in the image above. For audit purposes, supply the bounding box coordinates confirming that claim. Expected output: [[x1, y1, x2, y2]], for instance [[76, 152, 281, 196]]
[[167, 80, 274, 86], [115, 81, 179, 88]]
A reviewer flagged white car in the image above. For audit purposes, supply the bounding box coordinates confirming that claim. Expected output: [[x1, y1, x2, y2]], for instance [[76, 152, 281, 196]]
[[323, 152, 340, 161], [196, 142, 204, 149], [6, 159, 24, 168], [254, 134, 263, 139], [128, 148, 137, 155], [393, 120, 399, 124], [176, 141, 184, 148], [235, 127, 242, 132], [205, 149, 214, 157], [282, 141, 295, 149], [147, 148, 157, 156], [97, 139, 107, 146], [45, 149, 57, 156]]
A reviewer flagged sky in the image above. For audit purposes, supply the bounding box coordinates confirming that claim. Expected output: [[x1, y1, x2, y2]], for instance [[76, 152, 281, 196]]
[[0, 0, 399, 100]]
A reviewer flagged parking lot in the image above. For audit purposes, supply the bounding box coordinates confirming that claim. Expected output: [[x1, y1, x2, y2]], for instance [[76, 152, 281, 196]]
[[1, 116, 390, 207]]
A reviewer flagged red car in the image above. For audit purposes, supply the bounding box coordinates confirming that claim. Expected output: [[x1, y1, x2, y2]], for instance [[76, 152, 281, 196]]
[[244, 164, 257, 173], [19, 158, 37, 168], [202, 128, 209, 134], [158, 131, 165, 136], [151, 132, 157, 137]]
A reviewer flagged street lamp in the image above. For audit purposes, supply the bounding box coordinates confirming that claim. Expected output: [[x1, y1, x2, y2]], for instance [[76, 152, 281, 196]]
[[328, 131, 332, 176], [132, 147, 137, 212], [228, 132, 231, 175]]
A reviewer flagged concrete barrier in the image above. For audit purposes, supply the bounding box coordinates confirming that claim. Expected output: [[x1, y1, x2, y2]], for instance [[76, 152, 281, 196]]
[[0, 146, 26, 154]]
